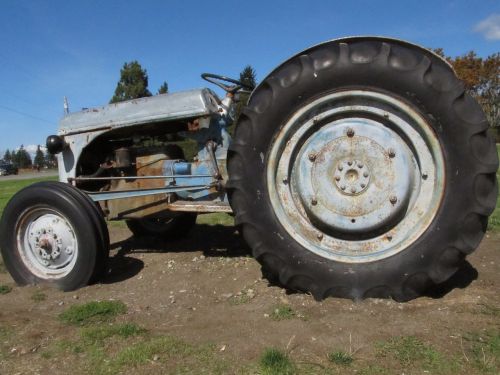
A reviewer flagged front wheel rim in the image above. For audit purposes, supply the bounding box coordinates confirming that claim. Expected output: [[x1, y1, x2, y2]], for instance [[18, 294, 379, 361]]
[[16, 207, 79, 279], [267, 90, 445, 263]]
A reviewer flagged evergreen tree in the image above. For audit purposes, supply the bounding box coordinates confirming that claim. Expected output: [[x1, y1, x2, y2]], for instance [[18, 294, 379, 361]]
[[157, 81, 169, 94], [15, 145, 32, 168], [110, 61, 152, 103], [3, 149, 11, 163], [232, 65, 257, 131], [34, 145, 45, 168], [239, 65, 257, 89]]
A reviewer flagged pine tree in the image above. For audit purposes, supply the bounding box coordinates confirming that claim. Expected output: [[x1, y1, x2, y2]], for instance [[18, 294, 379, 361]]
[[15, 145, 32, 169], [110, 61, 152, 103], [232, 65, 257, 131], [3, 149, 11, 163], [157, 81, 169, 95], [239, 65, 257, 89], [34, 145, 45, 168]]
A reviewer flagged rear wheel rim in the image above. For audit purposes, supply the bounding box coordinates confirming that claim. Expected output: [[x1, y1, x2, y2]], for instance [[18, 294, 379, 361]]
[[16, 207, 78, 279], [267, 90, 445, 263]]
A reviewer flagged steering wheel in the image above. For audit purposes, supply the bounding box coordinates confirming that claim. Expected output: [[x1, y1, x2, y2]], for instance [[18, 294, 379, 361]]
[[201, 73, 255, 93]]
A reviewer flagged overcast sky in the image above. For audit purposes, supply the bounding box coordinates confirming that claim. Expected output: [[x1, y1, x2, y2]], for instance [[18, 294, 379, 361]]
[[0, 0, 499, 153]]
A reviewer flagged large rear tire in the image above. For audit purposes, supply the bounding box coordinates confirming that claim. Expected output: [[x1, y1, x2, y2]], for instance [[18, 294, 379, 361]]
[[227, 37, 498, 301], [0, 182, 108, 291]]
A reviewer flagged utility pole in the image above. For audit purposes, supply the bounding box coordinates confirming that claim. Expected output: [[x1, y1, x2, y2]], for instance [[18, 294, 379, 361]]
[[63, 96, 69, 114]]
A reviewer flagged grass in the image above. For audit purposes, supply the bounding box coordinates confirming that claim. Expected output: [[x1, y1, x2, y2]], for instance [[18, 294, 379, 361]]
[[328, 350, 354, 366], [270, 304, 296, 321], [31, 290, 47, 302], [0, 176, 57, 216], [59, 300, 127, 326], [377, 335, 458, 373], [0, 284, 12, 294], [80, 322, 145, 343], [259, 348, 295, 375], [197, 212, 234, 226], [462, 330, 500, 373]]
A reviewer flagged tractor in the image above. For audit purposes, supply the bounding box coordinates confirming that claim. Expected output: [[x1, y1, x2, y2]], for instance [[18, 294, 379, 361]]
[[1, 36, 497, 301]]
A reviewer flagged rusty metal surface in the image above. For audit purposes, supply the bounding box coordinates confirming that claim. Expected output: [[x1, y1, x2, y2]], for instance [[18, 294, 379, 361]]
[[267, 90, 445, 263], [59, 89, 220, 136]]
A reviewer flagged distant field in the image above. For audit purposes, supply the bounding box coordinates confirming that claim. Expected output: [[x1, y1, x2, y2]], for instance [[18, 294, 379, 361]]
[[0, 176, 57, 217]]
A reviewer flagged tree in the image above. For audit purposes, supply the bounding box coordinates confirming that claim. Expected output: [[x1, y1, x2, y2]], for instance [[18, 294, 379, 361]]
[[110, 61, 152, 103], [3, 149, 11, 163], [34, 145, 45, 168], [232, 65, 257, 130], [14, 145, 32, 169], [157, 81, 169, 95], [433, 49, 499, 128], [239, 65, 257, 89]]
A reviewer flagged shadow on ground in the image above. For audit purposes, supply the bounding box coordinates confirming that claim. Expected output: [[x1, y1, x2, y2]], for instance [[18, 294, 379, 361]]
[[102, 224, 250, 284], [101, 223, 479, 301]]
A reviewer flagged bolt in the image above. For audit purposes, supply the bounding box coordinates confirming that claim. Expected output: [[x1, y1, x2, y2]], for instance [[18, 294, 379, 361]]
[[308, 153, 317, 162], [386, 235, 393, 241], [389, 195, 398, 204], [360, 183, 366, 188], [334, 175, 341, 181], [357, 163, 363, 168], [363, 171, 369, 178], [311, 198, 318, 206], [346, 128, 355, 137], [388, 148, 396, 158], [351, 187, 356, 193], [338, 165, 343, 171], [317, 233, 324, 240], [282, 178, 288, 185], [383, 112, 389, 118], [66, 246, 73, 255], [347, 161, 353, 166], [422, 174, 428, 180], [340, 185, 346, 191]]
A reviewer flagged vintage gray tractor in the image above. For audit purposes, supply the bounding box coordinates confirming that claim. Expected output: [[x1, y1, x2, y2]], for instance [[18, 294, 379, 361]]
[[1, 37, 498, 301]]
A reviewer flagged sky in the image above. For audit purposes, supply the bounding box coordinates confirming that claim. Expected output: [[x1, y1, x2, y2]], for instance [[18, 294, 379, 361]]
[[0, 0, 499, 154]]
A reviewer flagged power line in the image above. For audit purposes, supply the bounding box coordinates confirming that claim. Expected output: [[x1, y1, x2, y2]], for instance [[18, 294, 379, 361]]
[[0, 104, 55, 125]]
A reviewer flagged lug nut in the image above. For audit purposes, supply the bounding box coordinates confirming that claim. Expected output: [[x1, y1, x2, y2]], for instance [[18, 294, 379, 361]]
[[351, 187, 356, 193], [311, 198, 318, 206], [389, 195, 398, 204], [334, 175, 341, 181], [360, 183, 366, 188], [363, 172, 369, 178], [346, 128, 355, 137], [357, 163, 363, 168], [388, 148, 396, 158], [341, 185, 346, 190], [308, 153, 317, 162], [347, 161, 353, 166], [317, 233, 324, 240], [338, 165, 343, 171]]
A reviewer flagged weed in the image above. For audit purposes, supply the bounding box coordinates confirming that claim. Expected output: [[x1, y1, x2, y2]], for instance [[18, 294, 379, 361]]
[[229, 294, 252, 305], [487, 145, 500, 232], [80, 323, 145, 343], [259, 348, 295, 375], [463, 330, 500, 373], [31, 290, 47, 302], [59, 300, 127, 326], [271, 304, 295, 321], [328, 350, 353, 365], [0, 284, 12, 294], [358, 365, 387, 375], [377, 335, 456, 372]]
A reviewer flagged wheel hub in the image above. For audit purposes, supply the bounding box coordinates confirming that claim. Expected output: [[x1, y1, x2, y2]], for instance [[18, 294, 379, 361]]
[[18, 211, 78, 277], [334, 159, 370, 195], [268, 90, 444, 262]]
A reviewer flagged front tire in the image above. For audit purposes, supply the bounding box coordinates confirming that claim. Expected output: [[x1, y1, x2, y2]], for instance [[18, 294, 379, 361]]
[[228, 37, 498, 301], [0, 182, 108, 291]]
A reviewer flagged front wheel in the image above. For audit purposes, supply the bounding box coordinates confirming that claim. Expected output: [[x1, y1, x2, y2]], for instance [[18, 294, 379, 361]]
[[228, 37, 498, 301], [0, 182, 108, 291]]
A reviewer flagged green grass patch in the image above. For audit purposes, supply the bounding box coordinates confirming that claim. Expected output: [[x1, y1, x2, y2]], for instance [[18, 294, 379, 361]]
[[270, 304, 295, 321], [259, 348, 295, 375], [31, 290, 47, 302], [328, 350, 354, 366], [463, 330, 500, 373], [0, 176, 57, 216], [377, 335, 458, 373], [80, 323, 145, 343], [59, 300, 127, 326], [0, 284, 12, 294], [197, 212, 234, 226]]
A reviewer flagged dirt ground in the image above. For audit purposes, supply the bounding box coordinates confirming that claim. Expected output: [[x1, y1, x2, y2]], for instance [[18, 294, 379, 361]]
[[0, 220, 499, 374]]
